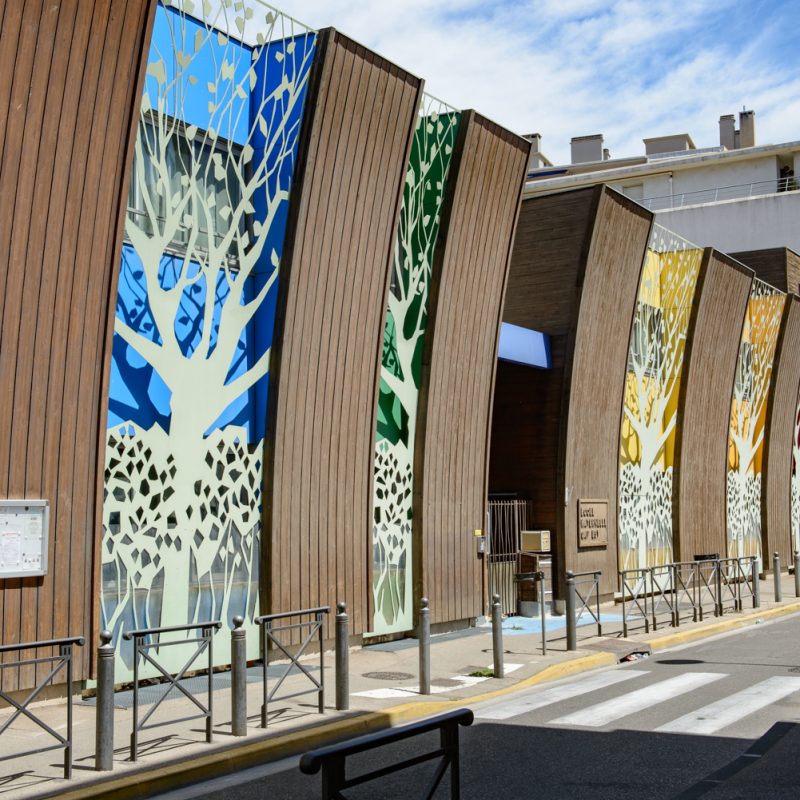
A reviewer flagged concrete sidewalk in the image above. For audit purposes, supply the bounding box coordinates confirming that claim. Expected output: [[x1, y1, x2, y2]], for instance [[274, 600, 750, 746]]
[[1, 570, 799, 800]]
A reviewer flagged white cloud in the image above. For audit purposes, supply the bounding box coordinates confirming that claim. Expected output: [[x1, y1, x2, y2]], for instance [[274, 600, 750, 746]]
[[271, 0, 800, 164]]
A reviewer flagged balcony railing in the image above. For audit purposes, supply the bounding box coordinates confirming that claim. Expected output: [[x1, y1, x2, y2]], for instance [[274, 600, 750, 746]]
[[643, 177, 799, 211]]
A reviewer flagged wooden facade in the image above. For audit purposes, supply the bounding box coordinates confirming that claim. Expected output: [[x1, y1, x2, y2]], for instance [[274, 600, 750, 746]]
[[495, 187, 652, 598], [262, 30, 422, 637], [0, 0, 154, 688], [760, 296, 800, 565], [674, 251, 754, 561], [415, 113, 529, 625], [732, 248, 800, 296]]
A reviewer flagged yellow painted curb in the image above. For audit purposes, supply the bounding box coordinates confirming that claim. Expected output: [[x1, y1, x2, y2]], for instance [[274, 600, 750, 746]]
[[646, 601, 800, 651]]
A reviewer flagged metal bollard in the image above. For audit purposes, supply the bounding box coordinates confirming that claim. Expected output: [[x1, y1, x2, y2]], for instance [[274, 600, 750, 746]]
[[752, 556, 760, 608], [538, 572, 547, 656], [335, 602, 349, 710], [565, 571, 577, 651], [491, 594, 504, 679], [795, 552, 800, 599], [231, 616, 247, 736], [95, 631, 115, 771], [419, 597, 431, 695], [774, 552, 782, 603]]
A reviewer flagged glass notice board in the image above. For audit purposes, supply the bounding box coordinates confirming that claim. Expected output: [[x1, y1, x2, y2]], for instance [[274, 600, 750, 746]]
[[0, 500, 49, 578]]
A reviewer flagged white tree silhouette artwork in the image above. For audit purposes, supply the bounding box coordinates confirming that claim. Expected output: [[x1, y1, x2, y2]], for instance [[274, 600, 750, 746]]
[[726, 279, 784, 563], [101, 0, 315, 673], [619, 226, 702, 573]]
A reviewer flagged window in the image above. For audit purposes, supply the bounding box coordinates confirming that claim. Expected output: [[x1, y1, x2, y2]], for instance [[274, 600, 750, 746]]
[[628, 301, 663, 375], [126, 112, 244, 264], [734, 342, 753, 401]]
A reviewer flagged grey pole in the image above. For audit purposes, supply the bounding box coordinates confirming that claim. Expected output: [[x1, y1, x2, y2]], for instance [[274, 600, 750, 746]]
[[95, 630, 115, 771], [774, 552, 782, 602], [419, 597, 431, 695], [538, 572, 547, 656], [752, 556, 760, 608], [491, 594, 504, 679], [565, 571, 577, 651], [335, 601, 349, 711], [231, 615, 247, 736], [794, 551, 800, 598]]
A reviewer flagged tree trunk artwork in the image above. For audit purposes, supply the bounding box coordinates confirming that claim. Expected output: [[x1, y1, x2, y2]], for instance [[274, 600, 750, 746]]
[[101, 0, 316, 678]]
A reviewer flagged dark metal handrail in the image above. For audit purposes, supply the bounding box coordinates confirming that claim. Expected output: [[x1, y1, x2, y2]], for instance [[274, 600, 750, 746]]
[[300, 708, 474, 799], [256, 606, 329, 727], [122, 619, 221, 761], [0, 636, 85, 778]]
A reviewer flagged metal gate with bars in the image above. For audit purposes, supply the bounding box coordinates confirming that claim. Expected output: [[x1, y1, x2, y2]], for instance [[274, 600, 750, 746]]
[[487, 499, 530, 615]]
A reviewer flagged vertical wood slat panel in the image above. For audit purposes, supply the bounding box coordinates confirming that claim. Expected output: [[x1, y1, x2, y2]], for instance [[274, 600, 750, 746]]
[[675, 251, 754, 561], [264, 29, 421, 638], [563, 189, 652, 597], [13, 0, 73, 691], [0, 0, 155, 690], [762, 296, 800, 565], [416, 114, 529, 625]]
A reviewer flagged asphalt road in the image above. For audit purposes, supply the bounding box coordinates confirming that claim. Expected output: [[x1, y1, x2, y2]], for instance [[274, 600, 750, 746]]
[[155, 614, 800, 800]]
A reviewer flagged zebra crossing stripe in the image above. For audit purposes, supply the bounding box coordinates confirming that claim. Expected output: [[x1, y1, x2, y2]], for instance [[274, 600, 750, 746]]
[[655, 676, 800, 735], [550, 672, 726, 728], [476, 668, 649, 720]]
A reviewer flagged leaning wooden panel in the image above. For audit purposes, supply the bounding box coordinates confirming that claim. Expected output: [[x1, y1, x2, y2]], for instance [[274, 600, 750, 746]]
[[504, 188, 598, 336], [674, 251, 753, 562], [731, 248, 800, 294], [415, 113, 529, 626], [0, 0, 154, 690], [264, 30, 422, 637], [562, 188, 652, 597], [761, 296, 800, 566]]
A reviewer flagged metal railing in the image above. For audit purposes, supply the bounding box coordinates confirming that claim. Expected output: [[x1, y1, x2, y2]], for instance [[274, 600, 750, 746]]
[[565, 570, 602, 650], [256, 606, 329, 727], [0, 636, 85, 778], [643, 177, 799, 211], [620, 556, 758, 636], [299, 708, 474, 799], [123, 620, 221, 761]]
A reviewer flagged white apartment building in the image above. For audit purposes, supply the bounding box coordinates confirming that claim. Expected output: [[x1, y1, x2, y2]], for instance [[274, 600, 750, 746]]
[[525, 111, 800, 255]]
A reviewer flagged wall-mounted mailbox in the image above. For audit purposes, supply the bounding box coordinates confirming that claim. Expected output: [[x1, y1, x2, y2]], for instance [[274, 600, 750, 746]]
[[0, 499, 49, 578]]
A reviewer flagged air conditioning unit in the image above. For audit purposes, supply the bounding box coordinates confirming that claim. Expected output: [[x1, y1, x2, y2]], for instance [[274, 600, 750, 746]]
[[521, 530, 550, 552]]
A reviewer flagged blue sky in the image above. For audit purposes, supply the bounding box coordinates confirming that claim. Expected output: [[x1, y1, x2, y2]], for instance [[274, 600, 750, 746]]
[[275, 0, 800, 164]]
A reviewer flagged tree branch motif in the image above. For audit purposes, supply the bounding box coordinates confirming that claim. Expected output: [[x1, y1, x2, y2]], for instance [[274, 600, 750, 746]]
[[101, 0, 317, 677], [619, 226, 704, 572], [371, 96, 460, 633], [726, 279, 785, 559]]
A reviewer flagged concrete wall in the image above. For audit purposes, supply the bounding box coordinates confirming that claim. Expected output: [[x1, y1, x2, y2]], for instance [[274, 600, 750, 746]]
[[656, 192, 800, 254]]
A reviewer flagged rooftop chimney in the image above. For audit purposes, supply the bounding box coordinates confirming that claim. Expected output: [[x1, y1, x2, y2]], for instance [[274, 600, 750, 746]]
[[570, 134, 604, 164], [739, 109, 756, 148], [523, 132, 551, 170], [719, 114, 735, 150]]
